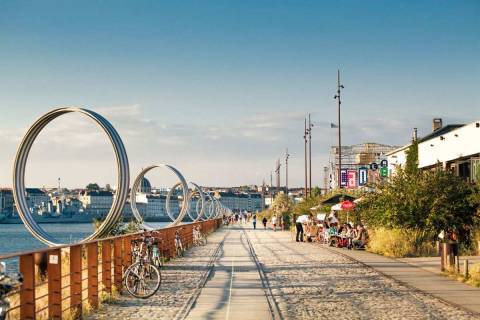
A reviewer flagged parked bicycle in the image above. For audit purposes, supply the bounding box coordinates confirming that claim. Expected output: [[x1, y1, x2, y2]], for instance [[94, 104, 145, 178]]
[[0, 262, 22, 320], [174, 228, 185, 257], [123, 232, 162, 299], [193, 225, 207, 246]]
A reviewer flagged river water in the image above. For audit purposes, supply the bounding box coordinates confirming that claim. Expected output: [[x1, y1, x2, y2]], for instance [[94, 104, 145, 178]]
[[0, 222, 168, 256]]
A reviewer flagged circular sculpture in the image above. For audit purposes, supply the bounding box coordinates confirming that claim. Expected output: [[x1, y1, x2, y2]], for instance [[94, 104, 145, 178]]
[[187, 182, 206, 222], [13, 108, 130, 246], [130, 164, 189, 229]]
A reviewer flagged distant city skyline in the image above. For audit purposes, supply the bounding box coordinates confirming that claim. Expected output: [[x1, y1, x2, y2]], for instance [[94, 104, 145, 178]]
[[0, 1, 478, 188]]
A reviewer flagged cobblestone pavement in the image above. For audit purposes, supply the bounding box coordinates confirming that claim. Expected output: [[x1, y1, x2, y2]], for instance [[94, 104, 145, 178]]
[[89, 226, 479, 320], [246, 228, 478, 320], [88, 229, 226, 320]]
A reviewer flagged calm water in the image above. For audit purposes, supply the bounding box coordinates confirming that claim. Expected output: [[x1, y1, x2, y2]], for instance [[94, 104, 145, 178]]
[[0, 222, 168, 256]]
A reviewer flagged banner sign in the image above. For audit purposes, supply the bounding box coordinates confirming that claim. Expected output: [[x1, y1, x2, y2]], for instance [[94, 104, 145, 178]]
[[380, 159, 388, 168], [359, 167, 368, 186], [347, 170, 358, 189], [340, 169, 348, 187]]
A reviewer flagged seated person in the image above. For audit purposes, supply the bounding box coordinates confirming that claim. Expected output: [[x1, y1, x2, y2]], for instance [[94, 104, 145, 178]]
[[352, 224, 369, 249]]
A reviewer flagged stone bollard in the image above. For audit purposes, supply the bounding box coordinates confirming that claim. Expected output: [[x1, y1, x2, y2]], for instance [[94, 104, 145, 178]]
[[464, 259, 469, 278]]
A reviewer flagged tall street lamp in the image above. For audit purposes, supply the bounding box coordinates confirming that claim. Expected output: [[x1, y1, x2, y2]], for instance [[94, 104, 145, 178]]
[[334, 70, 344, 189]]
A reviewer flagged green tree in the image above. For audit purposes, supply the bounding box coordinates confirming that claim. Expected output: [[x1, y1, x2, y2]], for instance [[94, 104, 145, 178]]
[[86, 183, 100, 191], [405, 140, 419, 176], [358, 168, 479, 242]]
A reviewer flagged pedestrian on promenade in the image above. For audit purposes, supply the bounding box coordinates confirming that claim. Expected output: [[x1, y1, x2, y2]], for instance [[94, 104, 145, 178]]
[[262, 217, 267, 229], [253, 215, 257, 230], [296, 214, 309, 242], [271, 215, 277, 231]]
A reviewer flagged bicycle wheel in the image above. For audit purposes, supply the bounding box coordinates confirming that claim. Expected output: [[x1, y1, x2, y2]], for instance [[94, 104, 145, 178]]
[[124, 262, 161, 299]]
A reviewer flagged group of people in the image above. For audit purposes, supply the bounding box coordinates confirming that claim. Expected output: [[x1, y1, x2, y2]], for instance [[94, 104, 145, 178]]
[[251, 214, 283, 231], [295, 212, 368, 249]]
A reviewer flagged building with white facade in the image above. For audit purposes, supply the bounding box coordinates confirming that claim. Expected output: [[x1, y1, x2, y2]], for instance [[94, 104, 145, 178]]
[[387, 119, 480, 182]]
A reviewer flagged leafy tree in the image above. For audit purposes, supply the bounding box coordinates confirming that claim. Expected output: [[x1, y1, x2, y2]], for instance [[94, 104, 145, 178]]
[[358, 168, 479, 243], [405, 140, 419, 176], [86, 183, 100, 191], [311, 186, 322, 198]]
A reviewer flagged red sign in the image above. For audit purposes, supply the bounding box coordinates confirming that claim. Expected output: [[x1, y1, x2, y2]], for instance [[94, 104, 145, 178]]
[[347, 170, 358, 189]]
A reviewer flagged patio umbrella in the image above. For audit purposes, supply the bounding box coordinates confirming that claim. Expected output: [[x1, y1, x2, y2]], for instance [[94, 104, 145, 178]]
[[340, 200, 355, 223]]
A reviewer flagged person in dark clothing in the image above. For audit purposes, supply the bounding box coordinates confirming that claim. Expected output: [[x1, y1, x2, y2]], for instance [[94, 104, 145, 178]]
[[262, 217, 268, 229], [252, 215, 257, 230], [295, 215, 309, 242]]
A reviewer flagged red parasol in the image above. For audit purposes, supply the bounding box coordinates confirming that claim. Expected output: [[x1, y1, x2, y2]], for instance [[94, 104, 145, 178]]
[[340, 200, 355, 211]]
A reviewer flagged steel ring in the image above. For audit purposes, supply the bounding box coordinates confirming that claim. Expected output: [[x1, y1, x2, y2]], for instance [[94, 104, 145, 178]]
[[204, 193, 216, 219], [12, 107, 130, 246], [130, 164, 189, 229], [187, 182, 206, 222]]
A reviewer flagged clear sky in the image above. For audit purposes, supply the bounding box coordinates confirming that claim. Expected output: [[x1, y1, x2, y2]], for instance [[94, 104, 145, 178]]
[[0, 0, 479, 188]]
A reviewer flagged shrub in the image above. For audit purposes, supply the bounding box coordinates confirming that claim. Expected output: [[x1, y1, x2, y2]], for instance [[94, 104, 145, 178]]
[[468, 263, 480, 287], [367, 227, 437, 258]]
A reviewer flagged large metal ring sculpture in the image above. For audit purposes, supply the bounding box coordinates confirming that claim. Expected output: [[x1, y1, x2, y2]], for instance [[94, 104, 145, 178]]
[[13, 108, 130, 246], [130, 164, 189, 229], [186, 182, 206, 222], [204, 193, 217, 220]]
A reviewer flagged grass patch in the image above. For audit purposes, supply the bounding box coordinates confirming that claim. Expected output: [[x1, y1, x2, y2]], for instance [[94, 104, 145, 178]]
[[367, 227, 437, 258]]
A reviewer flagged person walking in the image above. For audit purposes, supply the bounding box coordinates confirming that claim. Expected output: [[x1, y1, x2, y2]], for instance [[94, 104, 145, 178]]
[[271, 215, 277, 232], [252, 215, 257, 230], [296, 214, 309, 242], [262, 217, 268, 229]]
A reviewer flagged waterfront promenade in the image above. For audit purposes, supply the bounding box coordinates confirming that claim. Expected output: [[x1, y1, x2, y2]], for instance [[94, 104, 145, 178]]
[[89, 225, 480, 319]]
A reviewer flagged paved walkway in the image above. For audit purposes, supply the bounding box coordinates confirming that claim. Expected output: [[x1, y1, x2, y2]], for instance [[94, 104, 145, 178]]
[[327, 246, 480, 314], [186, 227, 271, 319], [90, 226, 480, 319]]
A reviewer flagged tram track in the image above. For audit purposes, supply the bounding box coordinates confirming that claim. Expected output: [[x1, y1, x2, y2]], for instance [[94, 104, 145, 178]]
[[174, 229, 230, 320], [241, 228, 284, 320]]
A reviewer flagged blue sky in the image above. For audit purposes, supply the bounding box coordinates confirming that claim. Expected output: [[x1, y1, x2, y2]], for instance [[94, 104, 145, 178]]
[[0, 0, 479, 188]]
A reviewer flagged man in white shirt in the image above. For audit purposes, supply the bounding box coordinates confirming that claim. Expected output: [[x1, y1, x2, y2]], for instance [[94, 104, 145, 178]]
[[295, 214, 310, 242], [271, 215, 277, 231]]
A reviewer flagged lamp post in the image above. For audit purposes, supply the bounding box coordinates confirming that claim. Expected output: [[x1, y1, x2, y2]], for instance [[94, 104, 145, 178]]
[[285, 148, 290, 196], [303, 118, 308, 198], [334, 70, 344, 189], [308, 114, 314, 194]]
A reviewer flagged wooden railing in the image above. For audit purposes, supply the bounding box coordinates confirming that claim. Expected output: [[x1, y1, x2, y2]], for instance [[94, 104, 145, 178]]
[[0, 218, 222, 320]]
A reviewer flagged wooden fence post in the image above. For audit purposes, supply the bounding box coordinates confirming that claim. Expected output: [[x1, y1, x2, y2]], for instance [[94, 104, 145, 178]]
[[70, 245, 82, 317], [47, 249, 62, 319], [87, 243, 99, 309], [102, 240, 112, 293], [19, 253, 35, 320], [113, 238, 123, 290]]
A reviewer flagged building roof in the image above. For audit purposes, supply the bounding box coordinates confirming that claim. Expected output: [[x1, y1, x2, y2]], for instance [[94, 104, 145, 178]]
[[80, 190, 113, 197], [418, 124, 465, 143]]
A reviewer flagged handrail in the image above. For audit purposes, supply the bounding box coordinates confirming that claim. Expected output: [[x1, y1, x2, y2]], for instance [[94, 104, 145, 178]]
[[1, 218, 223, 320]]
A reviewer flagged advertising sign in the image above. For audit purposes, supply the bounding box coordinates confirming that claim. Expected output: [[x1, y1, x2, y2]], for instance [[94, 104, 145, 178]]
[[380, 167, 388, 177], [369, 162, 379, 171], [340, 169, 348, 187], [380, 159, 388, 168], [359, 167, 368, 186], [347, 170, 358, 189]]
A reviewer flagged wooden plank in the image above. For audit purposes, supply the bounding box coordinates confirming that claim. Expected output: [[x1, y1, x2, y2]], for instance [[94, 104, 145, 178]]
[[113, 238, 123, 290], [87, 242, 99, 309], [70, 245, 82, 316], [19, 254, 35, 320], [47, 249, 62, 320], [101, 240, 112, 293]]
